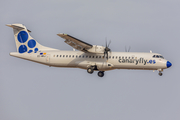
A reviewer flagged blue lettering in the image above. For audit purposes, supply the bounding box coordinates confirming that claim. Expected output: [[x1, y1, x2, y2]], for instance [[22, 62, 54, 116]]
[[149, 60, 152, 64]]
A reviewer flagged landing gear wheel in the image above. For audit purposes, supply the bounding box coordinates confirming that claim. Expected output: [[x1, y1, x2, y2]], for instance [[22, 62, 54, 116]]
[[98, 71, 104, 77], [87, 67, 94, 74], [159, 72, 163, 76]]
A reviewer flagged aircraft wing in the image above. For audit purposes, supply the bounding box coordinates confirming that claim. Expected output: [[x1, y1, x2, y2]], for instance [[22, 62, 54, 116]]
[[57, 33, 93, 52]]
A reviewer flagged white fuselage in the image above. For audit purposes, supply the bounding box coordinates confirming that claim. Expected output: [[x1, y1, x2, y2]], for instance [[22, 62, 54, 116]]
[[10, 50, 168, 71]]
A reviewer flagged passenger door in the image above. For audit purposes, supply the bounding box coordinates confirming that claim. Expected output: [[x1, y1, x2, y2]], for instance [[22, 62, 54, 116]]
[[46, 54, 50, 63]]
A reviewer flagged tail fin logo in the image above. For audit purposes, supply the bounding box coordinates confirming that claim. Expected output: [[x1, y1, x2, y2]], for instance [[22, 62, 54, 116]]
[[19, 45, 27, 53], [17, 31, 28, 43], [17, 31, 38, 53], [28, 39, 36, 48]]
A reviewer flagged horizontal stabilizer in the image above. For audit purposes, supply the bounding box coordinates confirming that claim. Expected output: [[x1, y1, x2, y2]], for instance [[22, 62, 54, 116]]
[[6, 24, 31, 32]]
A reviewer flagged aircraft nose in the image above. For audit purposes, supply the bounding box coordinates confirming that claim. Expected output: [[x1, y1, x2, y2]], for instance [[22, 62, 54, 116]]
[[166, 61, 172, 68]]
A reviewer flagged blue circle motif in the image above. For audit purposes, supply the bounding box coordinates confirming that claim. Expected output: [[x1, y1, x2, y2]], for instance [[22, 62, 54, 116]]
[[28, 50, 33, 53], [28, 39, 36, 48], [34, 48, 38, 53], [17, 31, 28, 43], [19, 45, 27, 53]]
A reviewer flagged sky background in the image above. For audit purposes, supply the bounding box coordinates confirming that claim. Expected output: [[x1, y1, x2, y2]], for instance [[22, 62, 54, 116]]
[[0, 0, 179, 120]]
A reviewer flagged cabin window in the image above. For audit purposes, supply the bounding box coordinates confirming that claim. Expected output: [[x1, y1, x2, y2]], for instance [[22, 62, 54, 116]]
[[129, 57, 131, 59], [132, 57, 134, 59], [159, 56, 164, 59], [125, 56, 127, 59], [122, 56, 124, 59], [57, 55, 58, 57], [69, 55, 71, 57], [108, 64, 111, 66], [79, 55, 81, 58], [92, 56, 94, 58], [96, 56, 98, 58], [72, 55, 74, 58], [82, 56, 84, 58], [109, 56, 111, 59], [63, 55, 65, 57], [89, 56, 91, 58], [99, 56, 101, 58], [66, 55, 68, 57], [86, 56, 88, 58], [119, 56, 121, 59], [112, 56, 114, 59], [116, 56, 118, 59], [60, 55, 61, 57], [76, 55, 78, 58]]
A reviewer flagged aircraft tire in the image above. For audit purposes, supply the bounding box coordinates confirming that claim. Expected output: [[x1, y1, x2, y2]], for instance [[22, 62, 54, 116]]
[[87, 67, 94, 74], [98, 71, 104, 77], [158, 72, 163, 76]]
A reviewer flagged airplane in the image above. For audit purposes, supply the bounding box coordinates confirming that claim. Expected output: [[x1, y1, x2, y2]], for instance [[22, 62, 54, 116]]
[[7, 23, 172, 77]]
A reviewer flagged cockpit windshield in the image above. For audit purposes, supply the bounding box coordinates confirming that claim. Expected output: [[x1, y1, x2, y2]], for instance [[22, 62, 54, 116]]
[[153, 55, 164, 59]]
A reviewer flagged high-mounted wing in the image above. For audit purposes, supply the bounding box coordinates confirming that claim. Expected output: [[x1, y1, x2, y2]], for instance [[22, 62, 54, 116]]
[[57, 33, 93, 52]]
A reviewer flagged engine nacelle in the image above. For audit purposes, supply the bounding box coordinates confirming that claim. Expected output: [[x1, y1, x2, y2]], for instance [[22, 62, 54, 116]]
[[87, 45, 105, 53]]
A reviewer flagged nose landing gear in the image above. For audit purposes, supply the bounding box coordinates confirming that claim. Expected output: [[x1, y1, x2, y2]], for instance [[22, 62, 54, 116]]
[[158, 69, 163, 76], [158, 72, 163, 76]]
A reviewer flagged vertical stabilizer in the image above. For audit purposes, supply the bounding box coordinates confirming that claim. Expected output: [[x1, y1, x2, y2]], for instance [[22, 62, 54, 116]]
[[7, 23, 56, 53]]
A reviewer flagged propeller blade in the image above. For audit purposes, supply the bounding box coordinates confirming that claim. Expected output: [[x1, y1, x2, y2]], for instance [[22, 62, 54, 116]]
[[108, 40, 111, 47], [128, 46, 131, 52], [106, 38, 107, 47], [107, 52, 108, 60], [104, 38, 112, 60]]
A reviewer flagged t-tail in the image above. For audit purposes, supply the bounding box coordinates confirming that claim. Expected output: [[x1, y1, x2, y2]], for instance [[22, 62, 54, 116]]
[[7, 23, 56, 54]]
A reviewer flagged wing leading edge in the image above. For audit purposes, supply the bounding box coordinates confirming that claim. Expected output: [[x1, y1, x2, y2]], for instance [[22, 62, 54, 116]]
[[57, 33, 93, 52]]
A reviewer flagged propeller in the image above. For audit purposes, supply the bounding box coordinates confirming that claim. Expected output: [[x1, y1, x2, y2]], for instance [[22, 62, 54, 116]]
[[104, 39, 111, 60], [125, 46, 131, 52]]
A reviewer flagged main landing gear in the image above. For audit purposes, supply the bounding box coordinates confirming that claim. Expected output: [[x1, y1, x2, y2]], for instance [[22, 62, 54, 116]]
[[87, 67, 94, 74], [98, 71, 104, 77], [87, 66, 105, 77]]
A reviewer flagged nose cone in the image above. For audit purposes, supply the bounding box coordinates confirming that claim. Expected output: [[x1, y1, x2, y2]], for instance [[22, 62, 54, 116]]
[[166, 61, 172, 68]]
